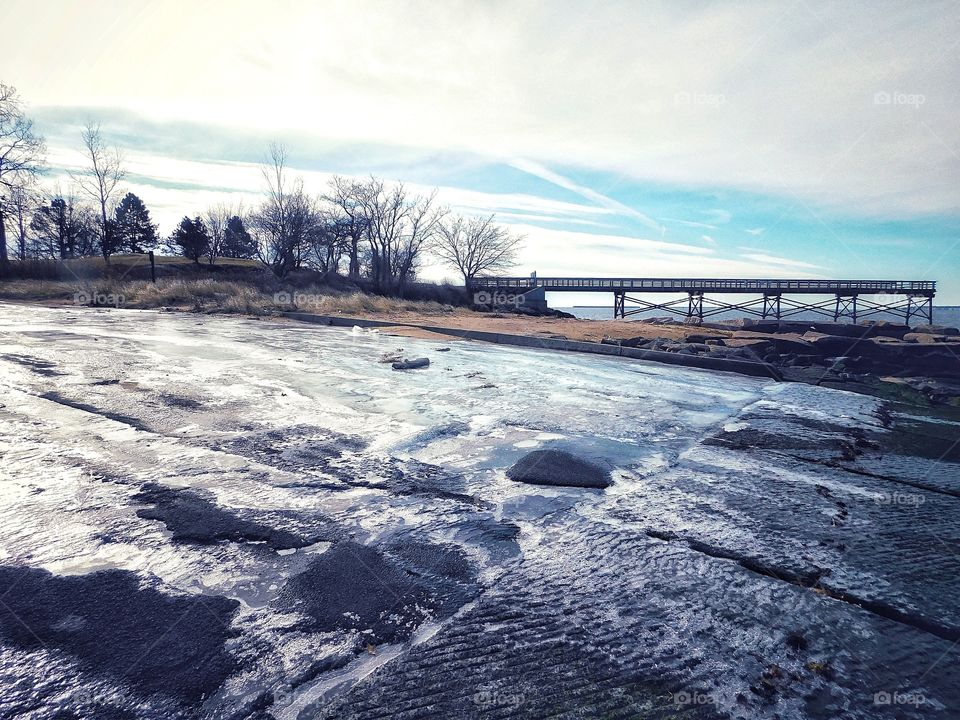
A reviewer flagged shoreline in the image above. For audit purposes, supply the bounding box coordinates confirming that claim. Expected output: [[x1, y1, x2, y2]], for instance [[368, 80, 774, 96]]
[[6, 296, 960, 406]]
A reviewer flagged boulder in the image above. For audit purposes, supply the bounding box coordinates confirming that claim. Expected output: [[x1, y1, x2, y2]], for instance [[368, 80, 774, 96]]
[[683, 334, 727, 344], [903, 333, 950, 344], [803, 333, 873, 356], [913, 325, 959, 337], [859, 320, 911, 339], [506, 450, 612, 489], [731, 331, 817, 356], [392, 358, 430, 370]]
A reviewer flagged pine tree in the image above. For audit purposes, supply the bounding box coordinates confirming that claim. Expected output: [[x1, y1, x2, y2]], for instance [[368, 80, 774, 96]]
[[113, 192, 158, 253], [222, 215, 257, 259], [168, 216, 210, 264]]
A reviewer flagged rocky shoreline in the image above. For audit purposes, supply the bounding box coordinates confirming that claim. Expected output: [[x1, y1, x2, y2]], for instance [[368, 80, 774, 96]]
[[600, 318, 960, 406]]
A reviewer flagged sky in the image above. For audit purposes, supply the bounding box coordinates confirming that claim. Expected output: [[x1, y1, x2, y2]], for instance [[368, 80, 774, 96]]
[[5, 0, 960, 302]]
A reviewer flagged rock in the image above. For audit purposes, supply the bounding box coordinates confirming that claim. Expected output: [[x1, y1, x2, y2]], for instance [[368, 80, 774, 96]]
[[506, 450, 612, 489], [903, 333, 952, 344], [804, 334, 870, 356], [723, 338, 774, 358], [684, 334, 727, 344], [435, 347, 451, 352], [731, 331, 817, 355], [379, 351, 404, 363], [705, 339, 726, 346], [392, 358, 430, 370], [914, 324, 959, 336], [859, 320, 911, 339]]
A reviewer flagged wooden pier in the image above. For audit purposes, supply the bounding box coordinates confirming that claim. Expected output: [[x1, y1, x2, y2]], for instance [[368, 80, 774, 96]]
[[470, 276, 937, 324]]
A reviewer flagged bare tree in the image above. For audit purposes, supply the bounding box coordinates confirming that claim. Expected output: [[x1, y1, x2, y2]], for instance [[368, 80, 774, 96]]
[[0, 83, 46, 265], [251, 144, 321, 276], [204, 202, 244, 265], [6, 185, 35, 261], [74, 122, 125, 262], [325, 176, 369, 279], [351, 177, 445, 293], [30, 188, 98, 259], [434, 213, 523, 287]]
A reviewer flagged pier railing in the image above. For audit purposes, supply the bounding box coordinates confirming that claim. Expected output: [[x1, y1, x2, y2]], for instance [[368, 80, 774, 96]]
[[469, 276, 936, 324], [471, 277, 936, 295]]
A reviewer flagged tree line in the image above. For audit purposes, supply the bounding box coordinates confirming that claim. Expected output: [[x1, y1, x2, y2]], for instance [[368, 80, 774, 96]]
[[0, 82, 522, 291]]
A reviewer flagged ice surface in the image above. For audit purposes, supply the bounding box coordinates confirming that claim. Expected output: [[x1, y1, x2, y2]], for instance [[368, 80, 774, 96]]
[[0, 304, 957, 719]]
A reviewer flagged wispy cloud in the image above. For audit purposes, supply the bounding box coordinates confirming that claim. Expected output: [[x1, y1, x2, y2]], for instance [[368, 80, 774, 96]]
[[508, 159, 664, 233]]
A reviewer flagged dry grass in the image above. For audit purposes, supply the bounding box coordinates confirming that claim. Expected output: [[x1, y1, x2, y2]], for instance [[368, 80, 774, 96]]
[[0, 278, 459, 317]]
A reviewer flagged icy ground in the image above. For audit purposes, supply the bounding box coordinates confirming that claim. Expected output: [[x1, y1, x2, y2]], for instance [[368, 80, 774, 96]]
[[0, 304, 958, 719]]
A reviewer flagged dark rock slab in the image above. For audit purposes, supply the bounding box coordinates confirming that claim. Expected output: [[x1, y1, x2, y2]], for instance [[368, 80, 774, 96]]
[[507, 449, 612, 488], [134, 483, 331, 550], [0, 565, 238, 702], [276, 540, 477, 644]]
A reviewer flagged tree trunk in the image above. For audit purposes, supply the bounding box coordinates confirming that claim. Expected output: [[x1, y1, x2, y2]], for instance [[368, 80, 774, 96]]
[[349, 237, 360, 278], [0, 205, 9, 267]]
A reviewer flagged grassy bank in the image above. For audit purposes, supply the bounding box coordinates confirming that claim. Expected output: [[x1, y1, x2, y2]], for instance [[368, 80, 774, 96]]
[[0, 277, 465, 317]]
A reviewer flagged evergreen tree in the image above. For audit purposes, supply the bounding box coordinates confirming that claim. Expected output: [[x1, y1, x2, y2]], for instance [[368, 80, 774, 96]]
[[168, 216, 210, 264], [113, 192, 158, 253], [222, 215, 257, 259]]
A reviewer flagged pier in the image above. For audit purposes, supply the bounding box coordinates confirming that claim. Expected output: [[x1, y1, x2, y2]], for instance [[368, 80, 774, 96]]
[[470, 277, 937, 324]]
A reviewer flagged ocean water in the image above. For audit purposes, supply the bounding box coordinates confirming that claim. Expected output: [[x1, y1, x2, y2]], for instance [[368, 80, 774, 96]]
[[559, 305, 960, 328]]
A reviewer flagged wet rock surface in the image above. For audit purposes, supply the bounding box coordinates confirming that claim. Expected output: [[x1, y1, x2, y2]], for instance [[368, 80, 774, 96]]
[[0, 566, 239, 703], [507, 449, 612, 488], [0, 305, 958, 720], [134, 483, 335, 549]]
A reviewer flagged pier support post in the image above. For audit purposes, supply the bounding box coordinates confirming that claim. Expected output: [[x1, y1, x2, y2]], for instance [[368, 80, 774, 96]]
[[834, 294, 858, 322], [762, 294, 781, 320], [905, 295, 933, 326], [687, 292, 703, 322], [613, 291, 625, 319]]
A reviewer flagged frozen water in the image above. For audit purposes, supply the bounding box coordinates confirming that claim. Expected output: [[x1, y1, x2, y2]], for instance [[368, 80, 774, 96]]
[[0, 304, 957, 719]]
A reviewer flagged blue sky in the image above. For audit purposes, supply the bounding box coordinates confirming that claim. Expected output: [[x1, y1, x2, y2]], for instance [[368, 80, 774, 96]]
[[6, 0, 960, 301]]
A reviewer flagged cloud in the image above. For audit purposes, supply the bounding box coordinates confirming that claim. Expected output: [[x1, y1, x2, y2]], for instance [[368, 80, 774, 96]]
[[7, 0, 956, 217], [508, 159, 664, 232], [744, 227, 765, 236], [739, 252, 824, 272], [663, 218, 718, 230], [701, 235, 716, 244]]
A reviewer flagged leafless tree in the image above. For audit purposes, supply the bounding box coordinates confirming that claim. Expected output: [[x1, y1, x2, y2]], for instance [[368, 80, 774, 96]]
[[325, 176, 369, 279], [251, 144, 322, 276], [351, 177, 445, 293], [0, 83, 46, 265], [6, 185, 35, 261], [434, 213, 523, 287], [30, 187, 98, 259], [204, 201, 244, 265], [301, 208, 348, 275], [74, 122, 125, 262]]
